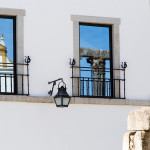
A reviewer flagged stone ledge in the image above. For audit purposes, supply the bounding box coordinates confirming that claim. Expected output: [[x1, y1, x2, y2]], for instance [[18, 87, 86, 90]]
[[0, 95, 150, 106]]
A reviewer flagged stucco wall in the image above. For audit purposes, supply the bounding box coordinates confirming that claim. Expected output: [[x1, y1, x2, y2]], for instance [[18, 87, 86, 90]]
[[0, 0, 149, 99], [0, 1, 149, 150], [0, 101, 140, 150]]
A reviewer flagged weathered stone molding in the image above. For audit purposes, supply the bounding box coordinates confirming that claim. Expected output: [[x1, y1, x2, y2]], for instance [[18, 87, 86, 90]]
[[123, 107, 150, 150], [80, 47, 109, 58], [1, 95, 150, 106]]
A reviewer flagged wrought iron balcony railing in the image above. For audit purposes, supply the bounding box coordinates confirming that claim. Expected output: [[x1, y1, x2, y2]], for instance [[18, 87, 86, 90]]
[[0, 62, 30, 95], [70, 65, 126, 99]]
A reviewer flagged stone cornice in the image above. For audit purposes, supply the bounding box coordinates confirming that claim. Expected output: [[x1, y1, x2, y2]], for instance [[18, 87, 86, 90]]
[[0, 95, 150, 106], [71, 15, 121, 24], [0, 8, 25, 16]]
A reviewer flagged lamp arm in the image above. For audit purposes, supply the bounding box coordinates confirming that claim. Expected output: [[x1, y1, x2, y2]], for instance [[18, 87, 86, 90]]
[[48, 78, 63, 96]]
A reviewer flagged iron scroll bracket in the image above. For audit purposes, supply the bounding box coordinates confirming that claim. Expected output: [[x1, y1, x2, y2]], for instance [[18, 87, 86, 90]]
[[48, 78, 63, 96]]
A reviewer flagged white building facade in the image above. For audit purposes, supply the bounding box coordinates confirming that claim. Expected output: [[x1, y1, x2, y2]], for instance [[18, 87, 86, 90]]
[[0, 0, 149, 150]]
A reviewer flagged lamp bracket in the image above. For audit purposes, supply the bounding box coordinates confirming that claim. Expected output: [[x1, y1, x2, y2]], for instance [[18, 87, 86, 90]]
[[48, 78, 63, 96]]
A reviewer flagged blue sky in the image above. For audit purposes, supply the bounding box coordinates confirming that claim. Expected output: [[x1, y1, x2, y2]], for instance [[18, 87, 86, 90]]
[[0, 18, 13, 62], [80, 25, 110, 50]]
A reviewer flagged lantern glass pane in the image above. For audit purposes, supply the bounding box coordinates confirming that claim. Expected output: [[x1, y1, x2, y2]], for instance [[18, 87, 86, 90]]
[[55, 97, 62, 106], [63, 97, 70, 106]]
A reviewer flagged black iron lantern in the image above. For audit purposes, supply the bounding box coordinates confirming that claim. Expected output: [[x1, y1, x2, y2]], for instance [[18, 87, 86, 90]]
[[54, 82, 71, 107], [48, 78, 71, 107]]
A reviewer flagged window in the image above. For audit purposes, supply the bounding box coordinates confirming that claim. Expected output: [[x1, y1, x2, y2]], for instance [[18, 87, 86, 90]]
[[79, 23, 112, 97], [71, 15, 125, 99], [0, 8, 28, 95], [0, 16, 16, 94]]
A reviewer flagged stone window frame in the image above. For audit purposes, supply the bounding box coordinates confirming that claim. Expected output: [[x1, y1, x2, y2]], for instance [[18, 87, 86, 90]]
[[71, 15, 121, 97], [0, 8, 25, 94]]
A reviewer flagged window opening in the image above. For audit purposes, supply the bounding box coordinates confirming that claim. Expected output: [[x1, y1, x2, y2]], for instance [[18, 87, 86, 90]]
[[79, 23, 113, 97], [71, 15, 126, 99], [0, 16, 16, 94]]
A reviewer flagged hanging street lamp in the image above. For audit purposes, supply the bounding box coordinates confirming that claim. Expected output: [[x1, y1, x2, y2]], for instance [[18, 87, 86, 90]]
[[54, 82, 71, 107], [48, 78, 71, 107]]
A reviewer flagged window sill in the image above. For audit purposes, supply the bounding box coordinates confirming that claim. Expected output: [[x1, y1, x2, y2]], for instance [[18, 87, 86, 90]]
[[0, 95, 149, 106]]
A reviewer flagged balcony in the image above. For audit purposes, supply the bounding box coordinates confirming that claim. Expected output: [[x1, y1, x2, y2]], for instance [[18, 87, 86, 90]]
[[0, 62, 30, 95], [71, 65, 126, 99]]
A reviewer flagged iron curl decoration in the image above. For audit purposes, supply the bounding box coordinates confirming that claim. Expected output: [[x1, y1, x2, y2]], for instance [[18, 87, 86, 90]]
[[25, 56, 31, 64], [69, 58, 76, 66], [121, 61, 127, 69]]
